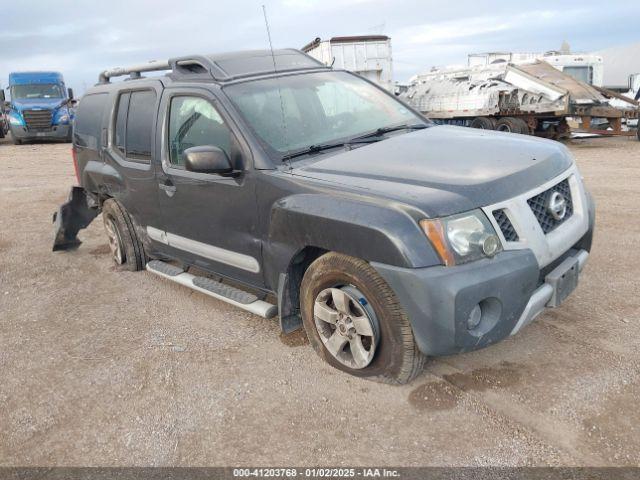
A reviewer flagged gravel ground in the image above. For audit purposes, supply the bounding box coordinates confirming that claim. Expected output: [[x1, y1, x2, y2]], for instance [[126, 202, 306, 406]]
[[0, 134, 638, 467]]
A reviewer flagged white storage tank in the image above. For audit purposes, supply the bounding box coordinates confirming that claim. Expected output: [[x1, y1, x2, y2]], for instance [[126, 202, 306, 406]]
[[302, 36, 394, 91]]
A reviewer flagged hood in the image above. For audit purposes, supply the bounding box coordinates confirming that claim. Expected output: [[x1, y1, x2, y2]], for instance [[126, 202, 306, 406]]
[[293, 125, 573, 217], [11, 98, 66, 111]]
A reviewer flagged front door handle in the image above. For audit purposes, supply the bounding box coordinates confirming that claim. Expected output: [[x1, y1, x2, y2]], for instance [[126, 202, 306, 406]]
[[158, 181, 176, 197]]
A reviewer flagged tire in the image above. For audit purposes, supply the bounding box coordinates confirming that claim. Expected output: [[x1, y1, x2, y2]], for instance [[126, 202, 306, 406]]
[[101, 199, 147, 271], [12, 136, 22, 145], [470, 117, 495, 130], [300, 252, 425, 384], [511, 117, 531, 135], [496, 117, 525, 134]]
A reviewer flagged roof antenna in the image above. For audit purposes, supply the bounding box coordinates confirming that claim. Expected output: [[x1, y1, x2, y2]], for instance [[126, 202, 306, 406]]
[[262, 5, 293, 171]]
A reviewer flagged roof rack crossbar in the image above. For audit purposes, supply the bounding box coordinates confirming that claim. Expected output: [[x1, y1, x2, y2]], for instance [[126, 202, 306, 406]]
[[98, 60, 171, 84]]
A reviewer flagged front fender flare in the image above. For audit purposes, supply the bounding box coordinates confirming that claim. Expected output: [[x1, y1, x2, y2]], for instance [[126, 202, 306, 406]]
[[266, 193, 440, 280]]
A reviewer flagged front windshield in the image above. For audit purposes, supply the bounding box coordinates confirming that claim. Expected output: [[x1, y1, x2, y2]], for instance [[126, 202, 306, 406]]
[[225, 71, 425, 157], [11, 84, 63, 100]]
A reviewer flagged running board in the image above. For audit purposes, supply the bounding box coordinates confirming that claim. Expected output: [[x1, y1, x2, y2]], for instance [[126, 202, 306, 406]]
[[146, 260, 277, 319]]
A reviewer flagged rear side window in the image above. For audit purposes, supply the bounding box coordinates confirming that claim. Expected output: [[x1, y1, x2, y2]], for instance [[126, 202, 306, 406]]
[[74, 93, 108, 148], [114, 93, 129, 154], [112, 89, 156, 162]]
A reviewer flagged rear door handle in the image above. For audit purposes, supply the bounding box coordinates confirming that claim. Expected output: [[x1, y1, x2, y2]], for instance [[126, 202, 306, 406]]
[[158, 182, 176, 196]]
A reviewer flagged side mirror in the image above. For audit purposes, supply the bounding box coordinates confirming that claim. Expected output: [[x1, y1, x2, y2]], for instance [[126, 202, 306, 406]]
[[184, 146, 234, 175], [67, 88, 74, 100], [0, 90, 4, 103]]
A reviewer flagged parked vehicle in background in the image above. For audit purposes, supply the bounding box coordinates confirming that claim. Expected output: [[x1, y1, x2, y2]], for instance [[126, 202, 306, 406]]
[[6, 71, 74, 144], [630, 74, 640, 140], [594, 72, 640, 139], [53, 49, 595, 384], [302, 35, 394, 92], [468, 50, 604, 86], [0, 88, 8, 139], [401, 60, 639, 140], [634, 74, 640, 101]]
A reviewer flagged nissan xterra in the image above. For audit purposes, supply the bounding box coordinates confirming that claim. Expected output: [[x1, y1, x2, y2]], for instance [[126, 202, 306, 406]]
[[53, 50, 595, 384]]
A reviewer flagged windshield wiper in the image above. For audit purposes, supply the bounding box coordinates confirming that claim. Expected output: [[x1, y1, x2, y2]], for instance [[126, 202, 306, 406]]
[[281, 138, 382, 161], [355, 123, 428, 140], [280, 124, 428, 161]]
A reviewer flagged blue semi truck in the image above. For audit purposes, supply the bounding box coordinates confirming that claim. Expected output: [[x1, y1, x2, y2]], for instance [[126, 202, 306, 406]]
[[5, 71, 74, 144]]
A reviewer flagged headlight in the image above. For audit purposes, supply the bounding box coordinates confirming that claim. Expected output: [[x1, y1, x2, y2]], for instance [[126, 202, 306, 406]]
[[8, 112, 24, 126], [54, 108, 70, 124], [420, 210, 502, 266]]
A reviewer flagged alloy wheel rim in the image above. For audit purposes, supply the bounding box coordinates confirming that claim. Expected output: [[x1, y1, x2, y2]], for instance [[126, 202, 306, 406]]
[[104, 216, 124, 265], [313, 285, 379, 369]]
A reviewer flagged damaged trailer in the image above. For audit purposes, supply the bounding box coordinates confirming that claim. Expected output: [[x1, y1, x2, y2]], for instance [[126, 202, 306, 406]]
[[401, 60, 639, 140]]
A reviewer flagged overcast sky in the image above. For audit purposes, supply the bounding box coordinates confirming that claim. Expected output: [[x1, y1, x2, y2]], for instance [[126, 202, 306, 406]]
[[1, 0, 639, 94]]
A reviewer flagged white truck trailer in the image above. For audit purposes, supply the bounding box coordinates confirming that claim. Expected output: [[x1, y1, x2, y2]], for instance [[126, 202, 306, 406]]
[[626, 73, 640, 101], [468, 51, 604, 86], [302, 36, 393, 91], [401, 60, 639, 140]]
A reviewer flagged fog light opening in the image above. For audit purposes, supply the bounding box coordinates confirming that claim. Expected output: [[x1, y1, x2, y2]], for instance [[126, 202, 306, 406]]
[[467, 304, 482, 330], [466, 298, 503, 336]]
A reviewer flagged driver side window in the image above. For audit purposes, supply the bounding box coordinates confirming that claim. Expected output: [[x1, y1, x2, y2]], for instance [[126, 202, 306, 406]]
[[168, 96, 232, 167]]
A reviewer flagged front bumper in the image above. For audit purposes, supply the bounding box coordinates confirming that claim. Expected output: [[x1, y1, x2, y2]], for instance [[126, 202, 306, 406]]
[[373, 166, 595, 357], [373, 246, 590, 356], [10, 124, 71, 142]]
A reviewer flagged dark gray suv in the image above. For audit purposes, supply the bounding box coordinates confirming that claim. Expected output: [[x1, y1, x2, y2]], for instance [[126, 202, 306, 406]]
[[54, 49, 595, 384]]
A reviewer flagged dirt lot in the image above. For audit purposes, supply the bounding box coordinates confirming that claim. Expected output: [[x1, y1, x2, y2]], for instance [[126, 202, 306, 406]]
[[0, 134, 639, 467]]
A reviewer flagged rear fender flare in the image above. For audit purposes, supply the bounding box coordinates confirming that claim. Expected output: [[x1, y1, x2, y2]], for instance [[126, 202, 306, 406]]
[[81, 160, 124, 199]]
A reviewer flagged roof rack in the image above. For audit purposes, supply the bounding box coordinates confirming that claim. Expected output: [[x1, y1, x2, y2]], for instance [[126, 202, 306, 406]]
[[98, 60, 171, 84], [98, 50, 328, 84]]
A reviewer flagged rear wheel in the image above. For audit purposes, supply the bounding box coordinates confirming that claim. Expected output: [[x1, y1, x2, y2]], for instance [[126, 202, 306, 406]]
[[300, 252, 425, 384], [102, 199, 147, 271], [511, 117, 530, 135], [496, 117, 528, 134], [470, 117, 495, 130]]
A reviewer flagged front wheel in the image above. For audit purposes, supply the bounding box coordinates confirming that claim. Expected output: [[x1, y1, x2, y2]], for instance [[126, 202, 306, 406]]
[[300, 252, 425, 384]]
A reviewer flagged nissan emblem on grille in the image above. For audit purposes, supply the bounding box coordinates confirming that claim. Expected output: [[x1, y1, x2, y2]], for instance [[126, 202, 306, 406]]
[[546, 192, 567, 220], [527, 179, 573, 234]]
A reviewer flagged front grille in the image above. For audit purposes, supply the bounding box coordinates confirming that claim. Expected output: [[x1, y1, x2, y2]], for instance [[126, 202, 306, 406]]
[[23, 110, 53, 131], [493, 209, 519, 241], [527, 179, 573, 234]]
